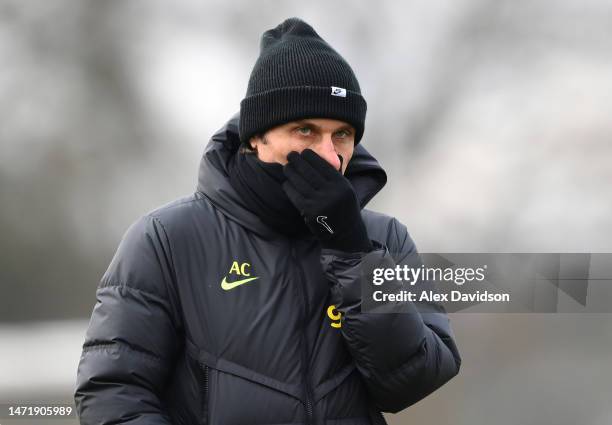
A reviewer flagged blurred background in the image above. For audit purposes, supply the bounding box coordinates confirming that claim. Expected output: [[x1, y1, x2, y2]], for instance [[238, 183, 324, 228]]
[[1, 1, 611, 424]]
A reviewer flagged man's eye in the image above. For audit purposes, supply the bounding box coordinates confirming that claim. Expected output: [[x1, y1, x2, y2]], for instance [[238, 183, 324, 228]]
[[334, 130, 352, 139], [297, 127, 312, 136]]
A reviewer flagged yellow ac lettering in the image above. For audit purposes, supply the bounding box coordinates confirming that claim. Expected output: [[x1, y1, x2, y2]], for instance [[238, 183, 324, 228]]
[[229, 261, 251, 277]]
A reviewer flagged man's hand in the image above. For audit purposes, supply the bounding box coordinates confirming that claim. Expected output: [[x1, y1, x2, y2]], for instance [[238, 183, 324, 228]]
[[282, 149, 373, 253]]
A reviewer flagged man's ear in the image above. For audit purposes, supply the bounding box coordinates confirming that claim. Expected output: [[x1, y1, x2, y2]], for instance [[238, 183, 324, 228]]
[[247, 136, 256, 151], [249, 133, 269, 151], [249, 134, 262, 151]]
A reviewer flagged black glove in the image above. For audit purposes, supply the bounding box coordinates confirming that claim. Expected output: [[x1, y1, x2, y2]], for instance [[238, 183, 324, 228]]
[[282, 149, 373, 253]]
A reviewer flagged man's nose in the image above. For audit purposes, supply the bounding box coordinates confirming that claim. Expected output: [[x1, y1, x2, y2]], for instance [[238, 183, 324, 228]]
[[310, 136, 341, 171]]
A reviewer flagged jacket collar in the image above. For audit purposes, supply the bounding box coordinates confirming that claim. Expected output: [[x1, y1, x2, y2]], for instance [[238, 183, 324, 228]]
[[196, 112, 387, 238]]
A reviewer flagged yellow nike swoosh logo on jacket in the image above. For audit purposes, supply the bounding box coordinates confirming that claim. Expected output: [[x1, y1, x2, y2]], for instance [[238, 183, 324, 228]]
[[221, 276, 260, 290]]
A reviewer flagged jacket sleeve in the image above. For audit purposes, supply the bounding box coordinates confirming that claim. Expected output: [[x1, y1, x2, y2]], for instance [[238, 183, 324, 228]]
[[320, 218, 461, 414], [74, 214, 183, 425]]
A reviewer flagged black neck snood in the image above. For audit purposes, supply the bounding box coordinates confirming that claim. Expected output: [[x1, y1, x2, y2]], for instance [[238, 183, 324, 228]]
[[228, 151, 310, 238]]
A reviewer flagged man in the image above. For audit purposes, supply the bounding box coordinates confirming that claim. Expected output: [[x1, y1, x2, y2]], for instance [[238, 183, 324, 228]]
[[74, 17, 461, 425]]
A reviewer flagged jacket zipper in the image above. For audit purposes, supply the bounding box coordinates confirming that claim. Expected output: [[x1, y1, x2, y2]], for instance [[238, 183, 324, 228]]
[[199, 362, 210, 425], [290, 242, 314, 425]]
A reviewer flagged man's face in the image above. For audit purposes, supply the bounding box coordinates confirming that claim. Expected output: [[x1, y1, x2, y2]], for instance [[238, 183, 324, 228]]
[[249, 118, 355, 174]]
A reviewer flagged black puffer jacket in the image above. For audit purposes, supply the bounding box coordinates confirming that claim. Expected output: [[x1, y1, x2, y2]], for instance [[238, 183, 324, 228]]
[[74, 113, 461, 425]]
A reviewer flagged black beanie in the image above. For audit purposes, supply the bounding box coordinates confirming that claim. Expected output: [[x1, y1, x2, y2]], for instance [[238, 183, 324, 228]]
[[239, 17, 367, 145]]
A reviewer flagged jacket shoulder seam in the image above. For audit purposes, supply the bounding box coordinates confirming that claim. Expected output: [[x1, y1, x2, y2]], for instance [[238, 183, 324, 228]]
[[385, 217, 395, 249], [392, 218, 409, 254]]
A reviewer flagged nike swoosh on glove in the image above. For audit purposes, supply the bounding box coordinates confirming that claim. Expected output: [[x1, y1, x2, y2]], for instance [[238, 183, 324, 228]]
[[282, 148, 373, 253]]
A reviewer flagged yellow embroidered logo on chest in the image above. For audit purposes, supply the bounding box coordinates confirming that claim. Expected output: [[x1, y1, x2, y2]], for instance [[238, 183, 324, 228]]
[[221, 261, 259, 290]]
